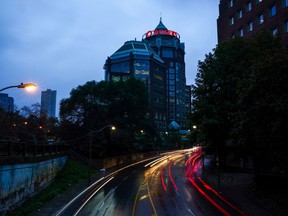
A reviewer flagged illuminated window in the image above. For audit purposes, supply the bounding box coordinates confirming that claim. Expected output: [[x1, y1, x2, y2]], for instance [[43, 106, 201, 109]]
[[272, 27, 278, 36], [258, 14, 264, 24], [111, 76, 120, 82], [246, 2, 252, 11], [229, 16, 234, 25], [239, 28, 244, 37], [228, 0, 233, 8], [248, 22, 253, 31], [284, 0, 288, 7], [134, 60, 149, 79], [270, 5, 276, 17], [237, 10, 243, 19], [285, 21, 288, 33]]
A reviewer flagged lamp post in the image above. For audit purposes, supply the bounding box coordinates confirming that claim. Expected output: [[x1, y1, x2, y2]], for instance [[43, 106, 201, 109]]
[[0, 82, 36, 92], [88, 124, 116, 184]]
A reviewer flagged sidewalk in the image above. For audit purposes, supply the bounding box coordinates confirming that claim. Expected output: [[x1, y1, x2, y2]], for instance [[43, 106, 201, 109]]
[[201, 157, 276, 216]]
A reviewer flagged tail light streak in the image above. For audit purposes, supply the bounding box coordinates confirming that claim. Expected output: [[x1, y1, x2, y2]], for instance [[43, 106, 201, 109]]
[[186, 154, 247, 216]]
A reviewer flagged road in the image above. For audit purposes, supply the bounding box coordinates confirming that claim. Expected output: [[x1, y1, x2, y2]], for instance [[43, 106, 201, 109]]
[[57, 147, 247, 216]]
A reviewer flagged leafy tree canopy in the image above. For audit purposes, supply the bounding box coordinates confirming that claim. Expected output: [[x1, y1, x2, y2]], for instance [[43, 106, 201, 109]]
[[59, 77, 153, 154], [192, 31, 288, 174]]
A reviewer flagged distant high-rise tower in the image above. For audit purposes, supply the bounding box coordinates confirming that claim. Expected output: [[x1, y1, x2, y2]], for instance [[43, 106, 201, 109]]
[[41, 89, 56, 117], [0, 93, 14, 112]]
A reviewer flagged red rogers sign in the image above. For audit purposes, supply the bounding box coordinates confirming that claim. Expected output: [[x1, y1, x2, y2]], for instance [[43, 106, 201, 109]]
[[144, 29, 180, 39]]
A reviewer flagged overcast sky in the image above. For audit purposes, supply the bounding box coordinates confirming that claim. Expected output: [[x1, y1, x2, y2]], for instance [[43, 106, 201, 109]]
[[0, 0, 219, 115]]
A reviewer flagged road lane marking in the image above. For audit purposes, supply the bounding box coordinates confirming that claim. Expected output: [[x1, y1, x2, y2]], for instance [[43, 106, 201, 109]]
[[55, 177, 105, 216], [73, 177, 114, 216]]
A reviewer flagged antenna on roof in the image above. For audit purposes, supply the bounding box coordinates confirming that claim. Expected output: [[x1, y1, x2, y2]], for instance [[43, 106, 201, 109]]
[[160, 12, 162, 22]]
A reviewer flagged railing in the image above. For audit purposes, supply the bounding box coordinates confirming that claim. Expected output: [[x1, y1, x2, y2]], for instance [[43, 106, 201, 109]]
[[0, 140, 70, 157]]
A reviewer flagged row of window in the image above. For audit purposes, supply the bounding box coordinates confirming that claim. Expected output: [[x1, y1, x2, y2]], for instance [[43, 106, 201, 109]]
[[228, 0, 288, 9], [229, 4, 277, 26], [232, 20, 288, 38]]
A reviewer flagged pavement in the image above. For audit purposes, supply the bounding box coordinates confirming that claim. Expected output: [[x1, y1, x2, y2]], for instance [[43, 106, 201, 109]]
[[29, 156, 277, 216], [201, 157, 276, 216]]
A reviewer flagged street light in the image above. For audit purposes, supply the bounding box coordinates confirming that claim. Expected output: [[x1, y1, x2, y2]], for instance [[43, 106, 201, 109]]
[[89, 124, 116, 184], [0, 82, 36, 92]]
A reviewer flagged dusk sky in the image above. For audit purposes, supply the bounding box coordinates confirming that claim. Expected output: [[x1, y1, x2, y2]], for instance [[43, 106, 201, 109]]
[[0, 0, 219, 116]]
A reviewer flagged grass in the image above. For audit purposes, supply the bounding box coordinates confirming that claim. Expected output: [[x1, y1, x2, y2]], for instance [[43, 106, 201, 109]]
[[9, 159, 97, 216]]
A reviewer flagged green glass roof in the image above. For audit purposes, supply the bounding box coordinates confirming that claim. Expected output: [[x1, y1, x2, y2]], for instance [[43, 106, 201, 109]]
[[155, 18, 167, 30], [111, 40, 164, 63]]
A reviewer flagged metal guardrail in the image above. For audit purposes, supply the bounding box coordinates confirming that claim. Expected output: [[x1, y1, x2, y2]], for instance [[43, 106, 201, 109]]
[[0, 140, 70, 157]]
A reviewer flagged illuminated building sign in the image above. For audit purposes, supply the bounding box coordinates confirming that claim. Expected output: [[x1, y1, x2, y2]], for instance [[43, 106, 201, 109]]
[[144, 29, 180, 39]]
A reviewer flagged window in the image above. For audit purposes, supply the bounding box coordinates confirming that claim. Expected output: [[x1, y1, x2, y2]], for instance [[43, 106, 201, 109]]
[[248, 22, 253, 31], [228, 0, 233, 8], [258, 14, 264, 24], [162, 48, 174, 58], [156, 38, 161, 47], [272, 27, 278, 36], [270, 5, 276, 17], [111, 61, 130, 73], [246, 2, 252, 11], [169, 80, 175, 85], [239, 28, 244, 37], [284, 0, 288, 7], [237, 10, 243, 19], [285, 21, 288, 33], [229, 16, 234, 25], [134, 60, 149, 79]]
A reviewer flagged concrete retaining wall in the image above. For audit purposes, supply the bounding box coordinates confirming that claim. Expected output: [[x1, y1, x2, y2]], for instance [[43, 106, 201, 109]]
[[102, 151, 160, 169], [0, 156, 68, 214]]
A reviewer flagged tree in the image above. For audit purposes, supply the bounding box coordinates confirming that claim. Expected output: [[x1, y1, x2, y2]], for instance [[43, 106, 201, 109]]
[[59, 77, 153, 156], [191, 31, 288, 180], [0, 103, 57, 144]]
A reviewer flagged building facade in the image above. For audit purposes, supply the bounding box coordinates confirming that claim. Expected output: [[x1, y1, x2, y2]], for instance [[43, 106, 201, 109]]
[[104, 19, 190, 132], [104, 40, 167, 132], [0, 93, 14, 112], [217, 0, 288, 45], [41, 89, 57, 118], [142, 19, 188, 130]]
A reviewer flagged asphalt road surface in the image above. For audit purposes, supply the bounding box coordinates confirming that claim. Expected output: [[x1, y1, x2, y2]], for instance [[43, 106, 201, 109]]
[[57, 147, 247, 216]]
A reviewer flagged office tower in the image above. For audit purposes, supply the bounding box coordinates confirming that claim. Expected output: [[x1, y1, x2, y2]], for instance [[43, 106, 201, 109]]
[[0, 93, 14, 112], [41, 89, 56, 118], [104, 40, 167, 132], [143, 18, 188, 129], [104, 19, 190, 131]]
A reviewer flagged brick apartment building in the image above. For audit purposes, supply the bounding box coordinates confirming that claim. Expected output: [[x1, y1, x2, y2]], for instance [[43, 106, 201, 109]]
[[217, 0, 288, 45]]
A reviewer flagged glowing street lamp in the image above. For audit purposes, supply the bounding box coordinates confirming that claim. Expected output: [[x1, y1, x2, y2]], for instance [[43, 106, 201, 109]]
[[0, 82, 36, 92]]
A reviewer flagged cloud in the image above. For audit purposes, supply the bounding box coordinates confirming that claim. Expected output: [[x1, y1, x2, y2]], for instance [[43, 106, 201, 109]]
[[0, 0, 219, 115]]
